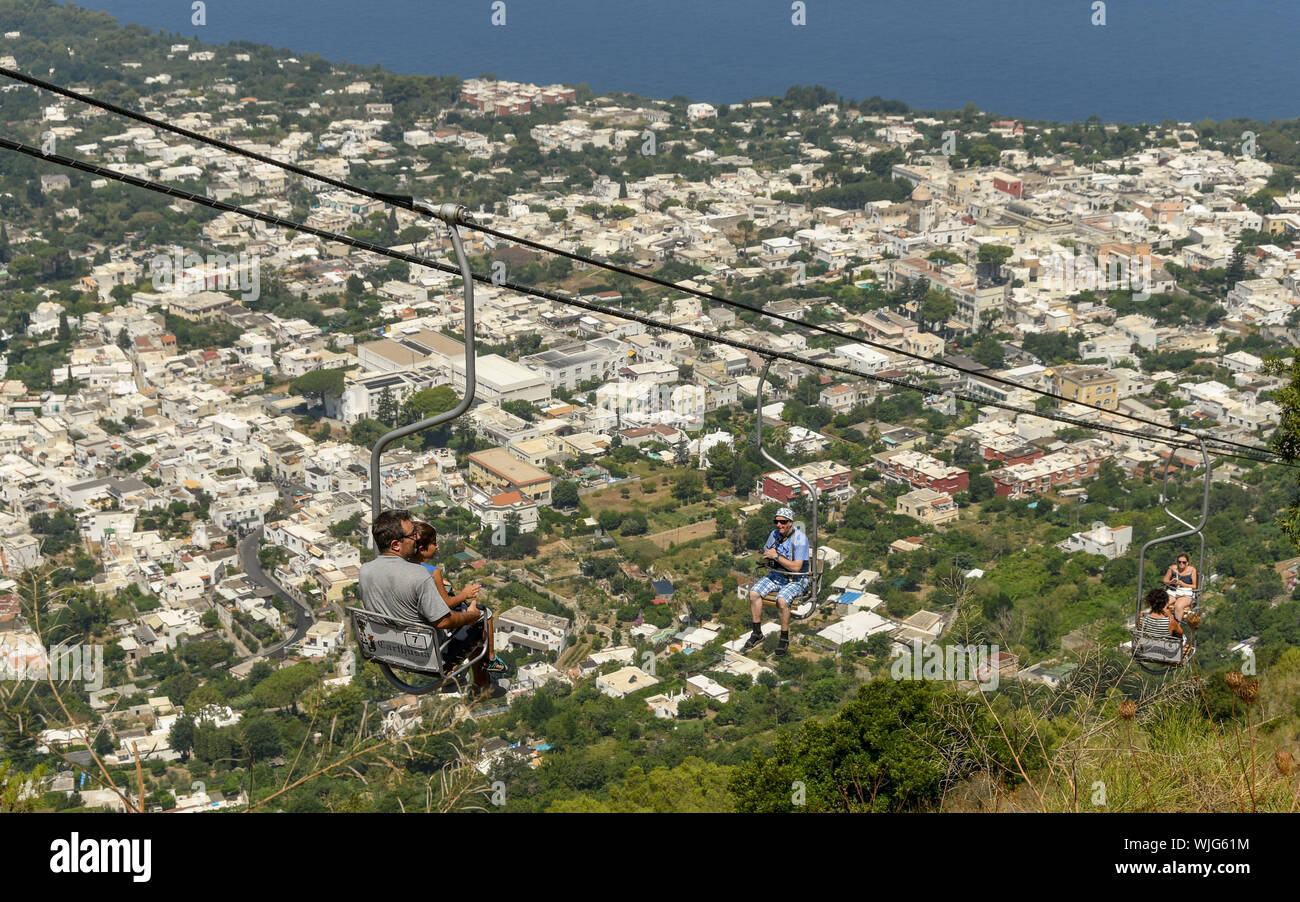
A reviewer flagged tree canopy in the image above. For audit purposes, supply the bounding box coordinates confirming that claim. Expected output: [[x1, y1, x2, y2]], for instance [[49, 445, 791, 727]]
[[977, 244, 1014, 267], [291, 368, 346, 404], [919, 289, 957, 326], [729, 680, 1025, 812]]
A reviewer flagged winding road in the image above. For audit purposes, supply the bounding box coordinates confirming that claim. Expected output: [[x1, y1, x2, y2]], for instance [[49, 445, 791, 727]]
[[237, 526, 313, 658]]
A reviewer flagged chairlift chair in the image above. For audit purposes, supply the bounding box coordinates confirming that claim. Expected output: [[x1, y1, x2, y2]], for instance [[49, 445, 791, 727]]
[[347, 604, 491, 695], [751, 358, 822, 614], [354, 206, 491, 695], [1132, 437, 1210, 674]]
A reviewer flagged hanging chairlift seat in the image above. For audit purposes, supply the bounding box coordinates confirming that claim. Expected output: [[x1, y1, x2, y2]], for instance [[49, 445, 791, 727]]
[[1131, 612, 1186, 667], [348, 604, 491, 695], [756, 557, 823, 617], [750, 357, 823, 617], [1132, 437, 1209, 673], [361, 208, 490, 696]]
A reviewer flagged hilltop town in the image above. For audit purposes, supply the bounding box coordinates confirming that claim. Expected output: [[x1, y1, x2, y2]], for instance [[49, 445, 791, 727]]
[[2, 3, 1300, 813]]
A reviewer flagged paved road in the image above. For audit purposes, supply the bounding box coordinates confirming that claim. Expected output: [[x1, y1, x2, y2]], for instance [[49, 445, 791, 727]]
[[237, 526, 313, 657]]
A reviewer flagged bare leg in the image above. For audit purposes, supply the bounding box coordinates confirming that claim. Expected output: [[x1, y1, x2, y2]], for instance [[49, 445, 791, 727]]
[[1172, 595, 1191, 622], [778, 599, 790, 632], [749, 590, 763, 624]]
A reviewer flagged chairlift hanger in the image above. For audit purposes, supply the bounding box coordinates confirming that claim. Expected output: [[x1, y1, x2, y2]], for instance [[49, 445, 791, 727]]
[[753, 357, 822, 612], [351, 206, 490, 695], [1131, 436, 1210, 675]]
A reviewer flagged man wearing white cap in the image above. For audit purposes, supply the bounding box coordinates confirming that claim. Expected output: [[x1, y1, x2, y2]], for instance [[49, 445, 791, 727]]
[[744, 506, 810, 657]]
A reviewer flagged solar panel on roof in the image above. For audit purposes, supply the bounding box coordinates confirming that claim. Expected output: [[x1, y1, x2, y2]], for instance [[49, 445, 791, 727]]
[[397, 338, 432, 354]]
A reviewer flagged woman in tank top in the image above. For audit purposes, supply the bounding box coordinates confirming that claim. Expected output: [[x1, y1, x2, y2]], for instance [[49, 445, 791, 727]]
[[1162, 552, 1198, 623]]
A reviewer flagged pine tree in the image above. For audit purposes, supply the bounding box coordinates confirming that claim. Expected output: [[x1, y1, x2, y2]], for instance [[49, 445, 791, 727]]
[[1225, 246, 1247, 288], [673, 440, 690, 467], [375, 387, 398, 426], [731, 445, 748, 496]]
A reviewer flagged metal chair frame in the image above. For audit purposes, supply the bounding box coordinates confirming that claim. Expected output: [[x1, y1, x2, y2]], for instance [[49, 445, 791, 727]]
[[1133, 436, 1210, 674], [348, 604, 491, 695], [359, 206, 485, 694], [752, 357, 821, 610]]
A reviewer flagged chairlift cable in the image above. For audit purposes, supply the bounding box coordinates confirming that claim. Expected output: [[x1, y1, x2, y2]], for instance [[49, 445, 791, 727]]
[[0, 133, 1290, 472], [0, 66, 1286, 464]]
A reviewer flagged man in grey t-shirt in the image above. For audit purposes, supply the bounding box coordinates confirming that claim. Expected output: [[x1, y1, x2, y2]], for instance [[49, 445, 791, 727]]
[[359, 510, 490, 688], [359, 553, 451, 625]]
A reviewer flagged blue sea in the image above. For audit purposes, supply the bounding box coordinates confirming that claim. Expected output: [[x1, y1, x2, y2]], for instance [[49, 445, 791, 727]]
[[73, 0, 1300, 123]]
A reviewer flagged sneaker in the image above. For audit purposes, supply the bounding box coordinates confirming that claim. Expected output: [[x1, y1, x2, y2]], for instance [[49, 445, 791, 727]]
[[741, 632, 763, 651], [482, 655, 508, 675], [774, 638, 789, 657]]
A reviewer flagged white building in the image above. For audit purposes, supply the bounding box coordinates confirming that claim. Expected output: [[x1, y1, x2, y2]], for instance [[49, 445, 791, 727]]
[[496, 606, 569, 654], [596, 665, 660, 698], [335, 369, 437, 424], [466, 488, 541, 535], [449, 354, 550, 405], [645, 689, 687, 719], [896, 488, 959, 526], [1222, 351, 1264, 374], [685, 674, 731, 703], [837, 343, 895, 373], [511, 661, 568, 695], [300, 620, 345, 658], [1058, 522, 1132, 559], [0, 534, 42, 573], [521, 339, 626, 391], [26, 301, 66, 337], [816, 610, 895, 647]]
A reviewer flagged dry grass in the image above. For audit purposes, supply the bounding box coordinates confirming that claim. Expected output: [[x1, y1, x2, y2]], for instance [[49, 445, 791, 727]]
[[3, 566, 500, 814], [928, 574, 1300, 813], [583, 489, 652, 516], [645, 520, 717, 550]]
